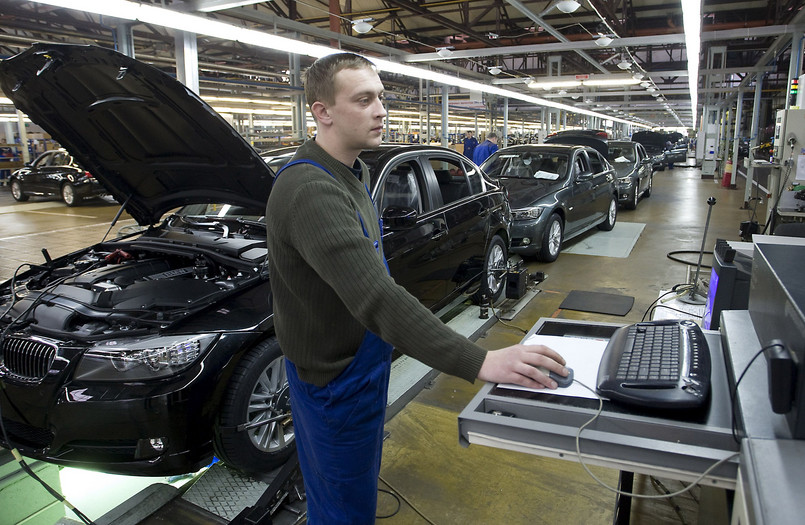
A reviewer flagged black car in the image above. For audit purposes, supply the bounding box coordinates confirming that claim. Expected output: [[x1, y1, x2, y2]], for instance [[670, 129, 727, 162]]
[[607, 140, 654, 209], [480, 144, 618, 262], [0, 44, 510, 477], [9, 149, 107, 206], [545, 129, 608, 140], [264, 145, 511, 309], [631, 131, 667, 172]]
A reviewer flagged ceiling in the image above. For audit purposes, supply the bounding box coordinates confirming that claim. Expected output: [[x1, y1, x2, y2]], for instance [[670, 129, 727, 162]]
[[0, 0, 803, 131]]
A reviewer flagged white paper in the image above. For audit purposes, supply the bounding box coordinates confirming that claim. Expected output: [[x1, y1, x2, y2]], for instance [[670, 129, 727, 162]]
[[497, 334, 608, 400]]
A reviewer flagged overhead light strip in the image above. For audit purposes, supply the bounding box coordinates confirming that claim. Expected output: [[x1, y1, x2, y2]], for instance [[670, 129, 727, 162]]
[[28, 0, 652, 128], [682, 0, 701, 127]]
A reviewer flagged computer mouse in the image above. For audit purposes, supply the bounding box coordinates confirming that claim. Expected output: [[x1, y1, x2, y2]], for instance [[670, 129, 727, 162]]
[[537, 366, 574, 388]]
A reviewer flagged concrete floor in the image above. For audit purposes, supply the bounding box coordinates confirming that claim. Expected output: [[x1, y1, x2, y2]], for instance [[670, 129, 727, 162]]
[[0, 161, 763, 524]]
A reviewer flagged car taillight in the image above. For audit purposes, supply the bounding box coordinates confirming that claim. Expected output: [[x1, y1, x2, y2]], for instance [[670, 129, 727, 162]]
[[84, 171, 93, 178]]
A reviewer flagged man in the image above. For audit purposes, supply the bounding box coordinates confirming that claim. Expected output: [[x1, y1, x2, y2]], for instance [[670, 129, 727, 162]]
[[265, 53, 567, 524], [462, 130, 478, 159], [473, 132, 499, 165]]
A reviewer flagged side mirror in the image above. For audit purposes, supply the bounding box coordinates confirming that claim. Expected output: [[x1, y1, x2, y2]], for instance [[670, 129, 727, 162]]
[[575, 172, 593, 182], [382, 205, 418, 230]]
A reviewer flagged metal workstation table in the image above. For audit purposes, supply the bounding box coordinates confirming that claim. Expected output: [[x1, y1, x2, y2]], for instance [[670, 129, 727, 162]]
[[458, 317, 741, 493]]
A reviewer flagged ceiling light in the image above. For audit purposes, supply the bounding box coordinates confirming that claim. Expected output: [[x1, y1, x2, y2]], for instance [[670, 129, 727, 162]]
[[436, 47, 454, 58], [595, 36, 613, 47], [640, 81, 651, 88], [558, 90, 567, 96], [617, 59, 632, 70], [352, 18, 373, 34], [488, 66, 502, 75], [632, 72, 644, 80], [652, 92, 661, 97], [647, 87, 656, 93], [555, 0, 581, 14]]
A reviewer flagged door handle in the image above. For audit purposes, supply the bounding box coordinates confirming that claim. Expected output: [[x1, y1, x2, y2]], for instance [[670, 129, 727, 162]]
[[431, 227, 448, 239]]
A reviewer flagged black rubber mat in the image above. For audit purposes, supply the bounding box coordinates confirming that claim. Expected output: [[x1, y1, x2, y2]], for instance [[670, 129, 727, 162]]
[[559, 290, 635, 316]]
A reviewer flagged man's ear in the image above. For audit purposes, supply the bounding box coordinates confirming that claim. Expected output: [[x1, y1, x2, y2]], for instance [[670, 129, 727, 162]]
[[311, 101, 332, 126]]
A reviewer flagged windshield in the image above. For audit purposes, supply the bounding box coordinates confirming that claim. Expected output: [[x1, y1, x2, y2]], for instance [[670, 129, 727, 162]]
[[609, 146, 636, 163], [483, 151, 569, 181]]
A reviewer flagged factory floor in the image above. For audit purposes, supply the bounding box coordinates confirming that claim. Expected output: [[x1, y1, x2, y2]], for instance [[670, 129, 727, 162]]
[[0, 160, 765, 524]]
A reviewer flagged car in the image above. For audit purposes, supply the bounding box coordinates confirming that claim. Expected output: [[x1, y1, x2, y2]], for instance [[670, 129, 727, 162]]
[[0, 43, 510, 477], [631, 131, 667, 172], [480, 144, 618, 262], [607, 140, 654, 209], [544, 129, 608, 140], [265, 144, 512, 309], [664, 142, 689, 167], [8, 148, 107, 206]]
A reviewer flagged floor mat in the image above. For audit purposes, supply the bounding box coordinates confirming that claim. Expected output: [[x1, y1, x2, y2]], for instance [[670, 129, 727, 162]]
[[559, 290, 635, 316], [563, 222, 645, 258]]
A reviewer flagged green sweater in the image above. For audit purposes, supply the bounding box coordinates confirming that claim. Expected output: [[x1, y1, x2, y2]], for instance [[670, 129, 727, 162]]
[[265, 140, 487, 387]]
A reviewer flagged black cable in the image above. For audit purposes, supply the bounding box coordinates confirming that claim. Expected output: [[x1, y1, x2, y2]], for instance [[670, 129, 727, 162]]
[[666, 250, 712, 270], [647, 304, 704, 322], [375, 488, 401, 519], [640, 287, 693, 322], [488, 302, 529, 335], [728, 342, 783, 443], [0, 384, 96, 524]]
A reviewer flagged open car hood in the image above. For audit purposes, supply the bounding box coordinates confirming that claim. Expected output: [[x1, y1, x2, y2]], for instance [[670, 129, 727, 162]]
[[0, 44, 274, 225]]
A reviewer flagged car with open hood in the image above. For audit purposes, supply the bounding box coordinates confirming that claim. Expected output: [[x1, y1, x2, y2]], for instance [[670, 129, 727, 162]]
[[480, 144, 617, 262], [631, 130, 668, 172], [0, 44, 510, 477]]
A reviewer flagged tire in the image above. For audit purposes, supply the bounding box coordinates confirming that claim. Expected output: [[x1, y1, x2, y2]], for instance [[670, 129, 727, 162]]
[[597, 196, 617, 231], [643, 174, 653, 198], [473, 234, 507, 304], [61, 183, 80, 206], [10, 180, 28, 202], [213, 338, 295, 474], [537, 213, 563, 262]]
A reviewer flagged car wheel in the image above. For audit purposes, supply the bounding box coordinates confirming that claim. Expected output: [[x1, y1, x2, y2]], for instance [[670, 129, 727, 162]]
[[213, 337, 295, 474], [537, 213, 563, 262], [626, 185, 639, 210], [473, 234, 507, 305], [10, 180, 28, 201], [61, 183, 80, 206], [598, 196, 617, 231], [643, 175, 653, 198]]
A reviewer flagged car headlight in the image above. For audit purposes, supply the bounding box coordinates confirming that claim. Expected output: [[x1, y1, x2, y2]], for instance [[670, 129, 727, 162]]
[[74, 334, 217, 381], [618, 176, 633, 184], [512, 207, 543, 220]]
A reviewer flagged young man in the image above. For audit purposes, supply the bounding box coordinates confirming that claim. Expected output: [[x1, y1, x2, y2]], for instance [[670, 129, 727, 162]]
[[473, 132, 499, 165], [463, 130, 478, 159], [265, 53, 567, 524]]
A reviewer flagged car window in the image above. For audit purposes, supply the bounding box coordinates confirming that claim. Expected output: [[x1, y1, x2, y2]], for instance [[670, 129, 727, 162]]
[[51, 151, 70, 166], [485, 152, 568, 181], [463, 163, 484, 195], [609, 146, 635, 163], [32, 152, 53, 168], [430, 157, 470, 205], [635, 144, 646, 161], [588, 150, 606, 174], [573, 153, 589, 177], [378, 161, 424, 215]]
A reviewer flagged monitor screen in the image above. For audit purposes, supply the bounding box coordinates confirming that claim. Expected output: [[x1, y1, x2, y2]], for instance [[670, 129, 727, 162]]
[[703, 267, 719, 330]]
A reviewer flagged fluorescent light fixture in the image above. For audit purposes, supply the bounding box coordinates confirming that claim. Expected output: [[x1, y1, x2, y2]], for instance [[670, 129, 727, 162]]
[[28, 0, 653, 129], [352, 18, 373, 34], [682, 0, 701, 125], [436, 47, 454, 58], [196, 0, 261, 12], [527, 79, 583, 90], [488, 66, 502, 75], [595, 36, 613, 47], [555, 0, 581, 13], [583, 77, 641, 87]]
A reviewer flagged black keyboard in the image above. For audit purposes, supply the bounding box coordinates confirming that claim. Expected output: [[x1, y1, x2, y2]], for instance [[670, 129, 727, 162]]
[[596, 319, 711, 409]]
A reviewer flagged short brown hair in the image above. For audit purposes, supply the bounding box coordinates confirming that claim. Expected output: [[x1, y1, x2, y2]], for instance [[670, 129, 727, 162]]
[[302, 53, 376, 110]]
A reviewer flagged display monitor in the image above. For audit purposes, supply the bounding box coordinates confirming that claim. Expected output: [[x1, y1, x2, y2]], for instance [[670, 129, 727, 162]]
[[703, 239, 752, 330]]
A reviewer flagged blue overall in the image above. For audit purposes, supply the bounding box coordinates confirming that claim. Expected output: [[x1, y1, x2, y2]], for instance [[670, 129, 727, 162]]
[[275, 160, 393, 524]]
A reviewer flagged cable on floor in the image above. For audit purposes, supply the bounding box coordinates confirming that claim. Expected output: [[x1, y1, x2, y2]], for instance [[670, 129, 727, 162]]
[[378, 473, 437, 524], [375, 488, 401, 519]]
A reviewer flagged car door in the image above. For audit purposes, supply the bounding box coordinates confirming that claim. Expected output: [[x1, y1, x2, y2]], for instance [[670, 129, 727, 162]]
[[635, 143, 650, 193], [586, 150, 615, 218], [25, 150, 56, 193], [565, 151, 597, 235], [425, 153, 490, 299], [374, 155, 449, 309]]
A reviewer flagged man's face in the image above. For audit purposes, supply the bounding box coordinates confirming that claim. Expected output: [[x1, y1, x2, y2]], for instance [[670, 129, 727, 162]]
[[329, 67, 387, 151]]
